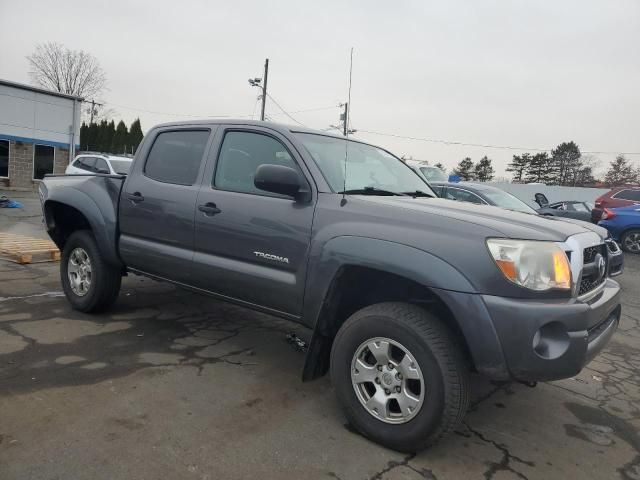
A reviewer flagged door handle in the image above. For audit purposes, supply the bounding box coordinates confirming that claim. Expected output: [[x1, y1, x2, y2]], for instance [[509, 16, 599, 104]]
[[198, 202, 221, 216], [126, 192, 144, 203]]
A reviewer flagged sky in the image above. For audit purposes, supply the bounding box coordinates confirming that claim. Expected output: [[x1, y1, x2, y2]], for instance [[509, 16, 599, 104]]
[[1, 0, 639, 177]]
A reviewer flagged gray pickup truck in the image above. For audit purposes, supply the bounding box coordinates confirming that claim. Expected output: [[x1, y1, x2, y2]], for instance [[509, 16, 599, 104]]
[[40, 120, 623, 452]]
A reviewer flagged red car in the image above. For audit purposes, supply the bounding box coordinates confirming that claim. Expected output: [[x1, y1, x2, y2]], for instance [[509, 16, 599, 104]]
[[592, 186, 640, 222]]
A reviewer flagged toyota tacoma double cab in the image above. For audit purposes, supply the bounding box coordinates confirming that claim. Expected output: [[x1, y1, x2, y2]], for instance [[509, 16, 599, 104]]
[[39, 120, 623, 452]]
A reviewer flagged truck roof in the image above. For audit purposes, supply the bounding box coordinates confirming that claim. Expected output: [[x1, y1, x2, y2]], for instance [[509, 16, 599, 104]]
[[150, 119, 373, 145]]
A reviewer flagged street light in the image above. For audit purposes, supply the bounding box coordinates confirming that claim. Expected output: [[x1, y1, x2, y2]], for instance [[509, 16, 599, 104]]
[[248, 59, 269, 121]]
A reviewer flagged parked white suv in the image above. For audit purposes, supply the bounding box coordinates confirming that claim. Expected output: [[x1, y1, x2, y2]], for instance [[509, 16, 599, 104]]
[[65, 153, 133, 176], [404, 160, 448, 182]]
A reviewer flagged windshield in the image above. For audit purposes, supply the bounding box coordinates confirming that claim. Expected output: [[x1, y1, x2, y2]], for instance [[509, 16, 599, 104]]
[[573, 202, 591, 212], [419, 166, 448, 182], [481, 189, 537, 214], [109, 159, 132, 174], [296, 133, 434, 196]]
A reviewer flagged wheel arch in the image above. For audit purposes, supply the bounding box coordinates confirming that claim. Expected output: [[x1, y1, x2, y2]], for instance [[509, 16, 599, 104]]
[[301, 236, 508, 381], [43, 191, 121, 267]]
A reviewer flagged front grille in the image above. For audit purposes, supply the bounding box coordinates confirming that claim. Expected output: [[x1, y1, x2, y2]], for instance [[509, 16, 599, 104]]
[[583, 245, 600, 263], [579, 244, 608, 296], [579, 276, 606, 296]]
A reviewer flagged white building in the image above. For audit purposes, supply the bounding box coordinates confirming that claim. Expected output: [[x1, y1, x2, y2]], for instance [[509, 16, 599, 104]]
[[0, 78, 82, 189]]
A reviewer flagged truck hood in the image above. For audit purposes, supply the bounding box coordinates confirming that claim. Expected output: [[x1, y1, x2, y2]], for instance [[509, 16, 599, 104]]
[[356, 196, 608, 242]]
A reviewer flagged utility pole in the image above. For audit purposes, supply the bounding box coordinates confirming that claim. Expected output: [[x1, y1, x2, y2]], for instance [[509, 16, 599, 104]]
[[342, 102, 348, 136], [87, 100, 103, 124], [260, 58, 269, 121]]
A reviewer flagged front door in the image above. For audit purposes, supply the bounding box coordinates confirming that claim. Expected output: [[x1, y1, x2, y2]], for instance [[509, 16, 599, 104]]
[[191, 127, 315, 317], [119, 128, 213, 283]]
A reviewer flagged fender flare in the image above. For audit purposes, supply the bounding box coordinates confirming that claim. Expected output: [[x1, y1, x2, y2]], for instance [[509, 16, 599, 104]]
[[43, 186, 121, 267], [301, 236, 509, 381]]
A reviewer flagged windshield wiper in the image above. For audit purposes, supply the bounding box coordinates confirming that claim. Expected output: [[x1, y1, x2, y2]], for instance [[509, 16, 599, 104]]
[[339, 187, 408, 196], [402, 190, 434, 198]]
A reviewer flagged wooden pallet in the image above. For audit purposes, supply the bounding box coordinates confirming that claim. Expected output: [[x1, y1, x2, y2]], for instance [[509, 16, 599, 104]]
[[0, 233, 60, 264]]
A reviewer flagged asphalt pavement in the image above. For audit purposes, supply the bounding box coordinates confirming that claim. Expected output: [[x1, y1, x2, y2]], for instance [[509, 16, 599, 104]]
[[1, 192, 639, 480]]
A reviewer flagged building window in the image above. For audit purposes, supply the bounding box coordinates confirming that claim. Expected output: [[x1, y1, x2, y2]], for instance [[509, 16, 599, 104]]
[[0, 140, 8, 178], [33, 145, 55, 180]]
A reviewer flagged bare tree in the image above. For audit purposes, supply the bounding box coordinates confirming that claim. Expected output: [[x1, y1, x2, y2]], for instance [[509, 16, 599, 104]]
[[27, 42, 106, 98]]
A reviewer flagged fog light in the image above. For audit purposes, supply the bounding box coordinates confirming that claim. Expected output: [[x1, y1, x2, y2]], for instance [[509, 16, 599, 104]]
[[533, 322, 570, 360]]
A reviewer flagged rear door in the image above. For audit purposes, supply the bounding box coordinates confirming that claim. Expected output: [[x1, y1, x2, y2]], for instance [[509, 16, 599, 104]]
[[119, 127, 214, 284], [191, 126, 315, 317], [607, 189, 640, 208]]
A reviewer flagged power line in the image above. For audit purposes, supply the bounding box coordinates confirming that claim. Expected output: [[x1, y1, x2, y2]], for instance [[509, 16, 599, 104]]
[[265, 93, 307, 127], [102, 101, 255, 119], [102, 100, 338, 122], [356, 129, 640, 156]]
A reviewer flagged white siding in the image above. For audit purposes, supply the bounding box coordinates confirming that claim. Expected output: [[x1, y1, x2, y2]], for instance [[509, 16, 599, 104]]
[[0, 83, 80, 147]]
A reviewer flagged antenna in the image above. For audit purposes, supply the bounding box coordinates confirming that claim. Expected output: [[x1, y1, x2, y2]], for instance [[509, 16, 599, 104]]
[[341, 47, 354, 207]]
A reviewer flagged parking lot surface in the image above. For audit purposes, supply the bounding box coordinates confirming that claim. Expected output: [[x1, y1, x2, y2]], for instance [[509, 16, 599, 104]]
[[1, 193, 639, 480]]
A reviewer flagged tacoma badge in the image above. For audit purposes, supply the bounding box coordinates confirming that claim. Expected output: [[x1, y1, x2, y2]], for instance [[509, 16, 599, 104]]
[[254, 251, 289, 264]]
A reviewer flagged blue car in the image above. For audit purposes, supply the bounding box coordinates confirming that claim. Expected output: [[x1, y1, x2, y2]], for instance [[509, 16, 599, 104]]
[[599, 205, 640, 253]]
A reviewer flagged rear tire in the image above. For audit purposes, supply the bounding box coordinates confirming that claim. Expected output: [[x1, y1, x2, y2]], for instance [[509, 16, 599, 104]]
[[60, 230, 122, 312], [330, 302, 469, 452], [620, 229, 640, 254]]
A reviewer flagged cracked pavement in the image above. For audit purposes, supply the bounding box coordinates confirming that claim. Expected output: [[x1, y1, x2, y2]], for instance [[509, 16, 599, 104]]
[[1, 193, 639, 479]]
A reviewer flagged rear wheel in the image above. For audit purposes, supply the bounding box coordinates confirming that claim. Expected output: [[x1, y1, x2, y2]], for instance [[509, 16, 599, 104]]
[[621, 229, 640, 254], [60, 230, 122, 312], [330, 302, 469, 452]]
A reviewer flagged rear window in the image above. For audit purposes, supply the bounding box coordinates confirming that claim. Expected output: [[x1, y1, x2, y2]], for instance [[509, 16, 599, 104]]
[[144, 130, 209, 185], [109, 159, 132, 174], [613, 189, 640, 201], [74, 157, 96, 171]]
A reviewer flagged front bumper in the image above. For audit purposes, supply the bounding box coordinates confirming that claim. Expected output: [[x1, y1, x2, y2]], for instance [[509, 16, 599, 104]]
[[481, 278, 621, 382]]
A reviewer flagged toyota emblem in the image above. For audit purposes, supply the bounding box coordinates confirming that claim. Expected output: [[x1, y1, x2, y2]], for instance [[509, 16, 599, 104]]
[[595, 253, 606, 280]]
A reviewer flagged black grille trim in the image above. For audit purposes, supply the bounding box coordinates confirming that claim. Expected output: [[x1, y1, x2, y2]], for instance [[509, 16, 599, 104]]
[[579, 244, 608, 297]]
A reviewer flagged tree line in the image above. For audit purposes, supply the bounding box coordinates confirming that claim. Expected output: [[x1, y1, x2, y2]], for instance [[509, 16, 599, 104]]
[[79, 119, 144, 155], [453, 156, 495, 182], [505, 141, 638, 187]]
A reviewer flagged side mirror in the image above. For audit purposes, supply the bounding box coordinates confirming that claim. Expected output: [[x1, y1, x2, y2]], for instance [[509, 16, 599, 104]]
[[534, 193, 549, 208], [254, 164, 304, 198], [96, 168, 110, 175]]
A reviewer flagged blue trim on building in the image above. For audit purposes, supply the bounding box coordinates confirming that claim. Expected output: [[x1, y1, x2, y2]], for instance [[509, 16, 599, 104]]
[[0, 133, 79, 150]]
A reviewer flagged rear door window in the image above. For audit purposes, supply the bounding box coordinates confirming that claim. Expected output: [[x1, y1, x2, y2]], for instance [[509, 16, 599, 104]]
[[75, 157, 96, 172], [144, 130, 210, 185], [614, 189, 640, 201]]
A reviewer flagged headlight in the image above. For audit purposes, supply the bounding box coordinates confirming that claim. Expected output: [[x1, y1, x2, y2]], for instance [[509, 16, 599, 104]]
[[486, 239, 571, 291]]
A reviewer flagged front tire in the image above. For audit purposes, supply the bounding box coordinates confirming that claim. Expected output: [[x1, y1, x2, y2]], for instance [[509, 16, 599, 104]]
[[60, 230, 122, 312], [330, 302, 469, 452], [620, 229, 640, 254]]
